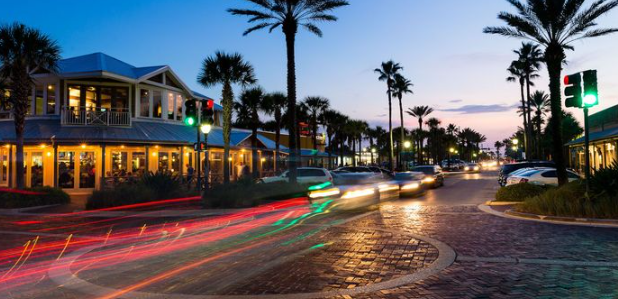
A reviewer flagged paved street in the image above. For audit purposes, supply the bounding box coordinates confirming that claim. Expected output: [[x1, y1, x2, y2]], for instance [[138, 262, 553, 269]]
[[2, 172, 618, 298]]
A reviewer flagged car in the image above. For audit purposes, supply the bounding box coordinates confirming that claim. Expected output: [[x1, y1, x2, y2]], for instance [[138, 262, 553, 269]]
[[331, 172, 381, 186], [259, 167, 333, 184], [392, 172, 426, 197], [498, 161, 555, 186], [440, 159, 465, 170], [411, 165, 445, 188], [506, 168, 581, 186], [464, 163, 481, 172]]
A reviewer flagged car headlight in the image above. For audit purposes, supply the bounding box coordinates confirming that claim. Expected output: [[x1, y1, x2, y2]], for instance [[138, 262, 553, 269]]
[[474, 166, 479, 171], [464, 167, 470, 171], [422, 177, 435, 183], [401, 183, 420, 190], [341, 188, 375, 199], [378, 184, 399, 193], [309, 188, 341, 199]]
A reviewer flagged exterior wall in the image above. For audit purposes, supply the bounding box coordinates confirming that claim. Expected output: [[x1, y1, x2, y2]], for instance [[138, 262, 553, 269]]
[[569, 139, 618, 173]]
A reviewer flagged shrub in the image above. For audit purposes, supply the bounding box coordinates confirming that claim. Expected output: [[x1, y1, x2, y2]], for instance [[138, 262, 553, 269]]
[[87, 184, 156, 210], [204, 181, 311, 209], [0, 186, 70, 209], [518, 181, 618, 219], [138, 171, 184, 199], [589, 161, 618, 197], [495, 183, 548, 202]]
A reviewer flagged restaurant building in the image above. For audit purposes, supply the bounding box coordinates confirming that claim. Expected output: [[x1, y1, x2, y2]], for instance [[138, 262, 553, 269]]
[[0, 53, 331, 197], [567, 104, 618, 173]]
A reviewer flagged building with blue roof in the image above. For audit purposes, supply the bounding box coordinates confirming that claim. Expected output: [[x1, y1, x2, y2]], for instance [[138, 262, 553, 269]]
[[0, 53, 299, 195]]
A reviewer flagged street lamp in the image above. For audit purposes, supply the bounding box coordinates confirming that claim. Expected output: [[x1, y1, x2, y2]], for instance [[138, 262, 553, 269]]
[[200, 124, 212, 134], [402, 141, 412, 170], [371, 148, 377, 153], [404, 141, 412, 149], [512, 139, 519, 146]]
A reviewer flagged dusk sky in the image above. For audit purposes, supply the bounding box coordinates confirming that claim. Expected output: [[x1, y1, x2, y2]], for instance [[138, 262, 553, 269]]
[[4, 0, 618, 147]]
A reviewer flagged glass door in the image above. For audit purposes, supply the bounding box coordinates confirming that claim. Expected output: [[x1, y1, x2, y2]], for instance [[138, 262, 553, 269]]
[[30, 152, 44, 188], [0, 148, 8, 186], [79, 152, 96, 189], [58, 152, 75, 189]]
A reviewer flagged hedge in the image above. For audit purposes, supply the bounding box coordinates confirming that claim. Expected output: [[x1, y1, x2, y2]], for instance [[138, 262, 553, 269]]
[[0, 186, 70, 209], [495, 183, 548, 202], [203, 180, 312, 209]]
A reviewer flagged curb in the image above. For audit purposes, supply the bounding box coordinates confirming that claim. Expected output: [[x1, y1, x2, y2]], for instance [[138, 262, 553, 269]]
[[0, 204, 61, 215], [478, 204, 618, 228], [484, 201, 521, 206]]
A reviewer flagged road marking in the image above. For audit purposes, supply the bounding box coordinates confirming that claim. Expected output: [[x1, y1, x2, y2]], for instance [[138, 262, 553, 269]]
[[457, 255, 618, 267]]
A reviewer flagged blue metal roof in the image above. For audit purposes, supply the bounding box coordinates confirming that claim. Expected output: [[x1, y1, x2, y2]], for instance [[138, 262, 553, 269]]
[[567, 126, 618, 146], [58, 53, 159, 79], [282, 148, 336, 158], [256, 134, 288, 151], [0, 118, 252, 147]]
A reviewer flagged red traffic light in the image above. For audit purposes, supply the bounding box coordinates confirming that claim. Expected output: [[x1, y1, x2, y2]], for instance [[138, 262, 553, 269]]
[[564, 76, 569, 85], [206, 100, 214, 109]]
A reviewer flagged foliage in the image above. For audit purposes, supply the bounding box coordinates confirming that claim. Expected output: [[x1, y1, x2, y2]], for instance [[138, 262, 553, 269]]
[[518, 181, 618, 219], [590, 161, 618, 197], [495, 183, 548, 202], [0, 187, 70, 209], [204, 180, 311, 209], [87, 171, 192, 210]]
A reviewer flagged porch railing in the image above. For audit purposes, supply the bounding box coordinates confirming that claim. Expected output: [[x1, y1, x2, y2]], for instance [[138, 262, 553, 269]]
[[61, 106, 131, 127]]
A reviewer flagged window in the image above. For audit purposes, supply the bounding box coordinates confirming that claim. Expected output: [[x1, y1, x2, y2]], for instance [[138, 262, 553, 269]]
[[30, 152, 43, 187], [68, 86, 81, 108], [153, 91, 162, 118], [111, 151, 128, 176], [85, 87, 97, 110], [176, 95, 183, 121], [0, 148, 8, 185], [58, 152, 75, 189], [171, 152, 180, 172], [79, 152, 96, 188], [299, 169, 326, 177], [158, 152, 169, 171], [168, 93, 175, 120], [132, 152, 146, 176], [541, 171, 557, 178], [46, 84, 56, 114], [140, 90, 150, 117], [34, 86, 44, 115], [101, 87, 112, 110], [114, 88, 128, 110]]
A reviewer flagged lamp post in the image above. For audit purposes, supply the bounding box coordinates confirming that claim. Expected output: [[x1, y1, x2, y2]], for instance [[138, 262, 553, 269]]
[[448, 147, 455, 170], [200, 124, 212, 208], [371, 148, 377, 165], [403, 141, 412, 170]]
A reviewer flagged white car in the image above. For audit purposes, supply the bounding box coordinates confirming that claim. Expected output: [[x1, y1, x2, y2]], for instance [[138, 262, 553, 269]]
[[506, 168, 581, 186], [259, 167, 333, 184]]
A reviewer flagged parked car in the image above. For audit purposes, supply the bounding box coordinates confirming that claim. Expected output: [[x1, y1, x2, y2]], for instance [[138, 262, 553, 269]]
[[259, 167, 333, 184], [506, 168, 581, 186], [440, 159, 465, 170], [498, 161, 555, 187], [464, 163, 481, 172], [411, 165, 444, 188], [392, 172, 426, 197]]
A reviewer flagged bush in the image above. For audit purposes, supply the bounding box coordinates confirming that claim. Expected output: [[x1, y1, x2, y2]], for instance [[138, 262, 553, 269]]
[[0, 186, 70, 209], [517, 181, 618, 219], [86, 171, 192, 210], [495, 183, 548, 202], [590, 161, 618, 197], [204, 181, 311, 209]]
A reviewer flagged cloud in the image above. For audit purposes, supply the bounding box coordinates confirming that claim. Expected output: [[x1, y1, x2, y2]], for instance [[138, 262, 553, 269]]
[[440, 103, 518, 114], [449, 99, 463, 103]]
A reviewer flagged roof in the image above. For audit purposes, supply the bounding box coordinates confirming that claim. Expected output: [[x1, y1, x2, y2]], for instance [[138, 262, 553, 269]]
[[282, 148, 337, 158], [566, 126, 618, 146]]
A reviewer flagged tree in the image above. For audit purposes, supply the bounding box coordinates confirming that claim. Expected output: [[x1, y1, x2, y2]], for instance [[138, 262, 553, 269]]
[[375, 60, 403, 171], [391, 74, 413, 168], [515, 42, 543, 158], [530, 90, 550, 159], [0, 23, 61, 189], [485, 0, 618, 185], [198, 51, 256, 184], [506, 60, 531, 159], [262, 92, 287, 172], [302, 96, 330, 152], [425, 117, 442, 163], [495, 141, 504, 165], [229, 0, 349, 183], [407, 105, 433, 164], [322, 109, 346, 169], [234, 87, 265, 179]]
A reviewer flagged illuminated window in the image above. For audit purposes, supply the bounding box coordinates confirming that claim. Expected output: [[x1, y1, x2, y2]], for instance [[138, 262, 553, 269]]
[[176, 95, 183, 121], [68, 86, 81, 108], [46, 84, 56, 114], [140, 89, 150, 117], [153, 91, 162, 118], [34, 86, 44, 115], [168, 93, 175, 120]]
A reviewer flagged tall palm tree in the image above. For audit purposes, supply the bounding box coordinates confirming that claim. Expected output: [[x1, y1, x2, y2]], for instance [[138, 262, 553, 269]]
[[302, 96, 330, 151], [531, 90, 550, 158], [375, 60, 403, 171], [262, 92, 287, 172], [322, 109, 346, 169], [506, 60, 531, 159], [484, 0, 618, 185], [234, 87, 265, 179], [407, 105, 433, 164], [391, 74, 413, 168], [515, 42, 543, 157], [229, 0, 349, 183], [425, 117, 442, 163], [198, 51, 256, 184], [0, 23, 61, 189], [494, 141, 504, 166]]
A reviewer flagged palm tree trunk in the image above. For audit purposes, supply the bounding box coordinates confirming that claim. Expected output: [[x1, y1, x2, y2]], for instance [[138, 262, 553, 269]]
[[398, 95, 404, 169], [12, 72, 30, 189], [418, 120, 423, 165], [387, 91, 394, 171], [251, 126, 259, 179], [327, 133, 332, 169], [284, 29, 298, 183], [526, 76, 534, 159], [312, 115, 318, 151], [536, 114, 542, 160], [370, 137, 375, 165], [222, 82, 233, 184], [519, 80, 529, 160], [546, 45, 568, 185], [275, 126, 280, 174]]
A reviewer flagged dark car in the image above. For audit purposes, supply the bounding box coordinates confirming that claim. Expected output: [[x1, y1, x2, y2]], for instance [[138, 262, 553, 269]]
[[464, 163, 481, 172], [498, 161, 555, 187], [393, 172, 426, 197], [411, 165, 445, 188]]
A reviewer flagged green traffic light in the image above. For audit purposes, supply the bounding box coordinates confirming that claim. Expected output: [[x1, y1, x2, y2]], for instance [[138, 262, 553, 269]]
[[184, 117, 195, 126], [583, 94, 598, 106]]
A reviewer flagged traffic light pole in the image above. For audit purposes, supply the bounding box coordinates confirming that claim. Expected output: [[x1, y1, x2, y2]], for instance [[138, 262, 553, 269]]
[[196, 127, 201, 192], [584, 107, 591, 194]]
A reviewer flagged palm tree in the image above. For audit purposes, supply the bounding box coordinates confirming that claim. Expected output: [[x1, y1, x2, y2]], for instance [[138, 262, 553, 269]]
[[0, 23, 61, 189], [234, 87, 265, 179], [494, 141, 504, 166], [391, 74, 413, 168], [506, 60, 531, 159], [322, 109, 346, 169], [198, 51, 256, 184], [515, 42, 543, 158], [531, 90, 550, 158], [375, 60, 403, 171], [425, 117, 442, 163], [407, 105, 433, 164], [302, 96, 330, 151], [262, 92, 287, 172], [484, 0, 618, 185], [229, 0, 349, 183]]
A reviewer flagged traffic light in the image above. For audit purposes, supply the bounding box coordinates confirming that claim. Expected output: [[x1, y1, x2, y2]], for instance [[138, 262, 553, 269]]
[[184, 99, 197, 126], [583, 70, 598, 107], [564, 73, 582, 108], [201, 100, 215, 125]]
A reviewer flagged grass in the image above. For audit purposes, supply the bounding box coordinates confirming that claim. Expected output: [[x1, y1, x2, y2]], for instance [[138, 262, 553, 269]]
[[495, 183, 548, 202]]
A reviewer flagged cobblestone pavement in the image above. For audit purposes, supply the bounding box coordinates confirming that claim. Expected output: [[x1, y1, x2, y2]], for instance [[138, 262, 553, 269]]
[[2, 172, 618, 298]]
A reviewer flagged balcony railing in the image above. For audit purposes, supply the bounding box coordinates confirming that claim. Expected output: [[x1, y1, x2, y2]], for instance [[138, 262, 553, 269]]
[[61, 106, 131, 127]]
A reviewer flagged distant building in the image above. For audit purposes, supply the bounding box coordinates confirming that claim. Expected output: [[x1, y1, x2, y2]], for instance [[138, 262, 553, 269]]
[[0, 53, 335, 196], [566, 104, 618, 172]]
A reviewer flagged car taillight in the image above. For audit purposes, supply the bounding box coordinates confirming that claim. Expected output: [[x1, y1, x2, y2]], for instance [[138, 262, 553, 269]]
[[519, 178, 529, 183]]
